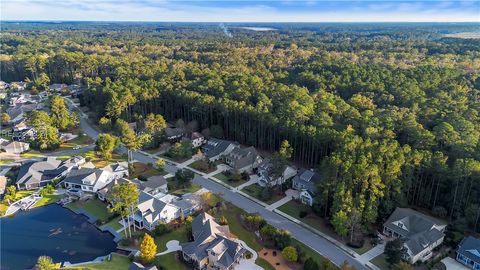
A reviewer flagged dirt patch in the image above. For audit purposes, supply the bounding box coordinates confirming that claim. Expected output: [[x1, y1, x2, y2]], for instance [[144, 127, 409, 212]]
[[259, 248, 301, 270]]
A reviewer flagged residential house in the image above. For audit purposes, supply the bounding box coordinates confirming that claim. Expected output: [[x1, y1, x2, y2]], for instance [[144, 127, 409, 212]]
[[383, 207, 447, 264], [292, 168, 322, 206], [16, 157, 64, 190], [8, 95, 33, 107], [10, 82, 26, 91], [12, 127, 36, 142], [62, 166, 114, 193], [257, 161, 297, 187], [132, 191, 182, 231], [202, 138, 239, 162], [0, 140, 30, 154], [97, 177, 131, 201], [49, 83, 68, 93], [456, 236, 480, 270], [68, 84, 81, 94], [0, 81, 9, 90], [7, 103, 44, 124], [183, 132, 205, 148], [0, 176, 6, 195], [134, 175, 168, 195], [181, 212, 247, 270], [224, 146, 262, 173], [101, 161, 129, 179], [165, 126, 185, 141]]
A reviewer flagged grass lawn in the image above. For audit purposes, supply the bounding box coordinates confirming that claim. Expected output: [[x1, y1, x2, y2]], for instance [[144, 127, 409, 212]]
[[59, 135, 94, 150], [154, 253, 189, 270], [167, 178, 201, 196], [20, 150, 44, 159], [255, 257, 276, 270], [62, 254, 130, 270], [160, 153, 190, 163], [77, 150, 127, 168], [33, 194, 62, 208], [352, 241, 374, 255], [371, 254, 389, 270], [278, 201, 333, 235], [155, 225, 189, 252], [242, 185, 285, 205], [0, 159, 15, 165], [129, 162, 162, 179], [0, 190, 34, 215], [102, 216, 123, 231], [212, 172, 248, 187], [66, 199, 113, 221], [188, 159, 217, 174]]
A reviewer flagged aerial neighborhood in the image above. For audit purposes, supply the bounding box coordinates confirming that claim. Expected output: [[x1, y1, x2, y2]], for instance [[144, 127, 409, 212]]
[[0, 19, 479, 270], [1, 78, 478, 270]]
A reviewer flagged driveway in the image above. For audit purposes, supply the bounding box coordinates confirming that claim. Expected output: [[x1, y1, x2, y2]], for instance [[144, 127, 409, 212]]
[[357, 243, 385, 265], [441, 257, 470, 270], [235, 174, 260, 191], [265, 189, 298, 211]]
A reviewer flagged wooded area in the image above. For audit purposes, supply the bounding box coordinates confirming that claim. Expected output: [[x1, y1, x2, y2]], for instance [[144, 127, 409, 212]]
[[1, 22, 479, 234]]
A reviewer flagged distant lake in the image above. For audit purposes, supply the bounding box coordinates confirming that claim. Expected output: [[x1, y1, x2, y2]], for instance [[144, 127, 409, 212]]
[[0, 204, 117, 270], [238, 27, 277, 31]]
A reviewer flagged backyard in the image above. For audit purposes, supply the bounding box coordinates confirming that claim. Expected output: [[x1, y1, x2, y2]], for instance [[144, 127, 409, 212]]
[[33, 194, 63, 208], [166, 177, 201, 196], [241, 184, 285, 205], [0, 190, 35, 215], [66, 199, 114, 222], [62, 253, 130, 270]]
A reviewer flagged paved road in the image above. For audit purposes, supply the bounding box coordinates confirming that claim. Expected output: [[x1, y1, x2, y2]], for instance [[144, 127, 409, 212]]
[[75, 108, 367, 270]]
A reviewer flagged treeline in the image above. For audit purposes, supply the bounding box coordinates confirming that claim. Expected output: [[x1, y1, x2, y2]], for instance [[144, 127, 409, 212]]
[[1, 23, 479, 235]]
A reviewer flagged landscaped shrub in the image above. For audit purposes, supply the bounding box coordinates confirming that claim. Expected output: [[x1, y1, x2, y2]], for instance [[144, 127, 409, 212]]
[[153, 223, 172, 237], [347, 238, 364, 249], [299, 210, 308, 218], [245, 251, 253, 259]]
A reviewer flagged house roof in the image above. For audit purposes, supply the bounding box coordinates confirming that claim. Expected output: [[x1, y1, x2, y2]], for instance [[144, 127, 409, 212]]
[[165, 127, 184, 138], [97, 177, 131, 197], [458, 236, 480, 265], [292, 168, 322, 194], [226, 146, 261, 170], [137, 191, 179, 224], [63, 167, 105, 185], [102, 161, 128, 173], [202, 138, 239, 159], [49, 83, 68, 91], [16, 157, 63, 186], [384, 208, 447, 256], [4, 141, 29, 150], [135, 175, 167, 190], [258, 160, 297, 184], [6, 103, 41, 120], [181, 213, 246, 268]]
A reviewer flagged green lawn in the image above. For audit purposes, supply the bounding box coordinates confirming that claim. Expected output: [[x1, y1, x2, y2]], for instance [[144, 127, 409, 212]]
[[188, 159, 217, 174], [0, 159, 15, 165], [62, 254, 130, 270], [167, 177, 201, 196], [129, 162, 162, 179], [371, 254, 389, 270], [0, 190, 35, 215], [154, 253, 189, 270], [213, 172, 248, 187], [102, 216, 123, 231], [241, 185, 284, 205], [33, 194, 62, 208], [352, 241, 374, 255], [66, 199, 113, 221], [76, 150, 127, 168], [20, 150, 44, 159], [255, 257, 275, 270], [278, 200, 332, 234], [155, 225, 189, 252]]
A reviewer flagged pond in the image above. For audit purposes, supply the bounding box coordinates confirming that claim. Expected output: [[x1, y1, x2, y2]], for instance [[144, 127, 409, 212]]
[[0, 204, 117, 270]]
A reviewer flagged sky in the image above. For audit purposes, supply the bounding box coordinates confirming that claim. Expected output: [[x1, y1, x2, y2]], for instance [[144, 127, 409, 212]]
[[1, 0, 479, 22]]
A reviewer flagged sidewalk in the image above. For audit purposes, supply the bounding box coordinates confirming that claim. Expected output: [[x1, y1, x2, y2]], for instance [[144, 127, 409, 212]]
[[265, 189, 297, 211]]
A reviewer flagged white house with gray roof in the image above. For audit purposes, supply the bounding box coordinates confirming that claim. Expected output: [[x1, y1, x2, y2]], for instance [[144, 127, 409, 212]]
[[292, 168, 322, 206], [181, 212, 247, 270], [62, 166, 113, 193], [257, 160, 297, 187], [457, 236, 480, 270], [383, 207, 447, 264], [132, 191, 182, 230]]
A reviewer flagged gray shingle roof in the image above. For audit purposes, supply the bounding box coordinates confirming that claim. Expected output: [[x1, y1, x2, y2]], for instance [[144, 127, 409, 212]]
[[292, 168, 322, 194], [384, 208, 447, 256], [181, 212, 246, 268], [16, 157, 63, 186], [226, 146, 260, 170], [202, 138, 239, 159], [458, 236, 480, 265], [62, 167, 103, 185]]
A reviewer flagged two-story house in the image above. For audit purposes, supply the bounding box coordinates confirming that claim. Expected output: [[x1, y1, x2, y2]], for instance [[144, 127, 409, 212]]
[[132, 191, 181, 231], [224, 146, 262, 173], [62, 167, 113, 193], [257, 161, 297, 187], [383, 207, 447, 264], [183, 132, 205, 148], [457, 236, 480, 270], [181, 212, 247, 270], [202, 138, 239, 162], [292, 168, 322, 206]]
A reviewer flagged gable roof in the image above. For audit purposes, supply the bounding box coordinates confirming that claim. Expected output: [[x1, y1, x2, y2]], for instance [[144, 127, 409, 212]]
[[137, 191, 179, 224], [63, 167, 105, 185], [292, 168, 322, 194], [202, 138, 239, 159], [135, 175, 167, 191], [384, 208, 447, 256], [97, 177, 131, 198], [102, 161, 128, 173], [181, 212, 246, 268], [16, 157, 63, 186], [458, 236, 480, 265]]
